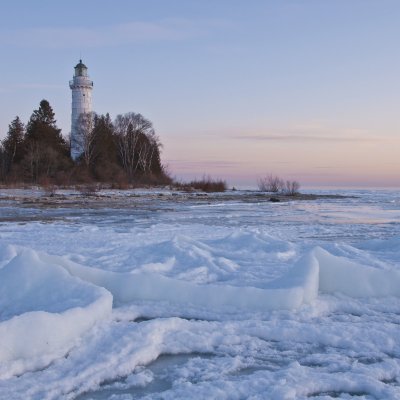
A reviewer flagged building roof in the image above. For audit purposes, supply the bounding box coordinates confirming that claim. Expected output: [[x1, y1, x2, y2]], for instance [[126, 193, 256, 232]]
[[75, 59, 87, 69]]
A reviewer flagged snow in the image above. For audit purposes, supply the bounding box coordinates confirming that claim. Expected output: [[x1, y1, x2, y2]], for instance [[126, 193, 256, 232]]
[[55, 250, 318, 311], [315, 246, 400, 297], [0, 247, 112, 378], [0, 188, 400, 399]]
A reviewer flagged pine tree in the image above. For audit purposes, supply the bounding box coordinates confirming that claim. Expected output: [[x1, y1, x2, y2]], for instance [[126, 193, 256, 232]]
[[2, 116, 25, 169], [93, 113, 116, 162], [22, 99, 70, 182], [91, 113, 122, 181], [26, 99, 68, 155], [0, 145, 6, 181], [29, 99, 57, 127]]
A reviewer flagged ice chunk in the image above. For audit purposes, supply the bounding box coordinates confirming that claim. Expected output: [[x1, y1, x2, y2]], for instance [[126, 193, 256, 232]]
[[0, 243, 18, 270], [60, 251, 319, 311], [314, 247, 400, 298], [269, 251, 319, 304], [0, 249, 112, 377]]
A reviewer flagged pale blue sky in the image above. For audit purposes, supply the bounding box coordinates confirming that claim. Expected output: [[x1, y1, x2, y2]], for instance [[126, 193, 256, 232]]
[[1, 0, 399, 187]]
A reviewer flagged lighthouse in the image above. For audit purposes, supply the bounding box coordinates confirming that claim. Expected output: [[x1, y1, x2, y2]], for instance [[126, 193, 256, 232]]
[[69, 60, 93, 160]]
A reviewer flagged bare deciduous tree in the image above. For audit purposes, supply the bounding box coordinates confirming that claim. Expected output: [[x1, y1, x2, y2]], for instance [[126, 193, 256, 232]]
[[73, 112, 97, 167], [114, 112, 157, 181], [114, 114, 140, 179], [137, 132, 161, 174], [24, 140, 41, 182]]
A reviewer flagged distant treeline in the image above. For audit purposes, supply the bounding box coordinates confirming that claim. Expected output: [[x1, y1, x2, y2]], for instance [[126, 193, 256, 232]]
[[0, 100, 170, 186]]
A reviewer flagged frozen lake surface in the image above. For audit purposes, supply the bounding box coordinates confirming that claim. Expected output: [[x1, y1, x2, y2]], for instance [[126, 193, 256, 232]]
[[0, 188, 400, 399]]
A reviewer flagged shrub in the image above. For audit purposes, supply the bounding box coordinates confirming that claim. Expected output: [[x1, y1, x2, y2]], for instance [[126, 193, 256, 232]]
[[257, 174, 284, 192], [175, 176, 227, 192], [173, 181, 194, 192], [258, 174, 301, 196], [284, 180, 300, 196], [78, 183, 100, 196], [189, 176, 227, 192], [41, 179, 56, 197]]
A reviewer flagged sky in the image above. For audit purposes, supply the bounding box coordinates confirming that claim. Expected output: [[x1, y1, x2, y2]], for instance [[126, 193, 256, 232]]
[[0, 0, 399, 188]]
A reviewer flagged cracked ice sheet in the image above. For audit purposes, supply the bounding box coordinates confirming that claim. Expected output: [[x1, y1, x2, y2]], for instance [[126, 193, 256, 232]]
[[2, 304, 400, 399]]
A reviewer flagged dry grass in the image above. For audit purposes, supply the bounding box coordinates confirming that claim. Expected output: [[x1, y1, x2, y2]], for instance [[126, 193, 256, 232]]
[[175, 176, 227, 193]]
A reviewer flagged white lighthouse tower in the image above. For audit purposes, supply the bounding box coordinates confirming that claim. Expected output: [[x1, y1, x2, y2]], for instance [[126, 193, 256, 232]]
[[69, 60, 93, 160]]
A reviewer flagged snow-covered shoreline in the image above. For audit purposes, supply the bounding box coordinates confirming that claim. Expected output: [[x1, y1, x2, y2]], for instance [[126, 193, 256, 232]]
[[0, 189, 399, 399]]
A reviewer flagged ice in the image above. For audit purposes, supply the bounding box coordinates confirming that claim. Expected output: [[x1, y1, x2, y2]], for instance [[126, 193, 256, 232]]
[[56, 252, 318, 311], [315, 247, 400, 298], [0, 189, 400, 399], [0, 247, 112, 378], [8, 244, 316, 314]]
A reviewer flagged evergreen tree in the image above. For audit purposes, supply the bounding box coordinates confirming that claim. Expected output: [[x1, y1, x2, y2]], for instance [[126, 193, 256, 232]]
[[2, 116, 25, 172], [29, 99, 57, 127], [0, 145, 6, 181], [93, 113, 117, 162], [22, 99, 70, 182], [25, 99, 68, 155], [91, 113, 122, 181]]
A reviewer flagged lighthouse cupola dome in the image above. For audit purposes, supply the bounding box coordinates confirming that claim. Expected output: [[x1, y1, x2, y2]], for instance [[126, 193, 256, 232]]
[[74, 59, 88, 77]]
